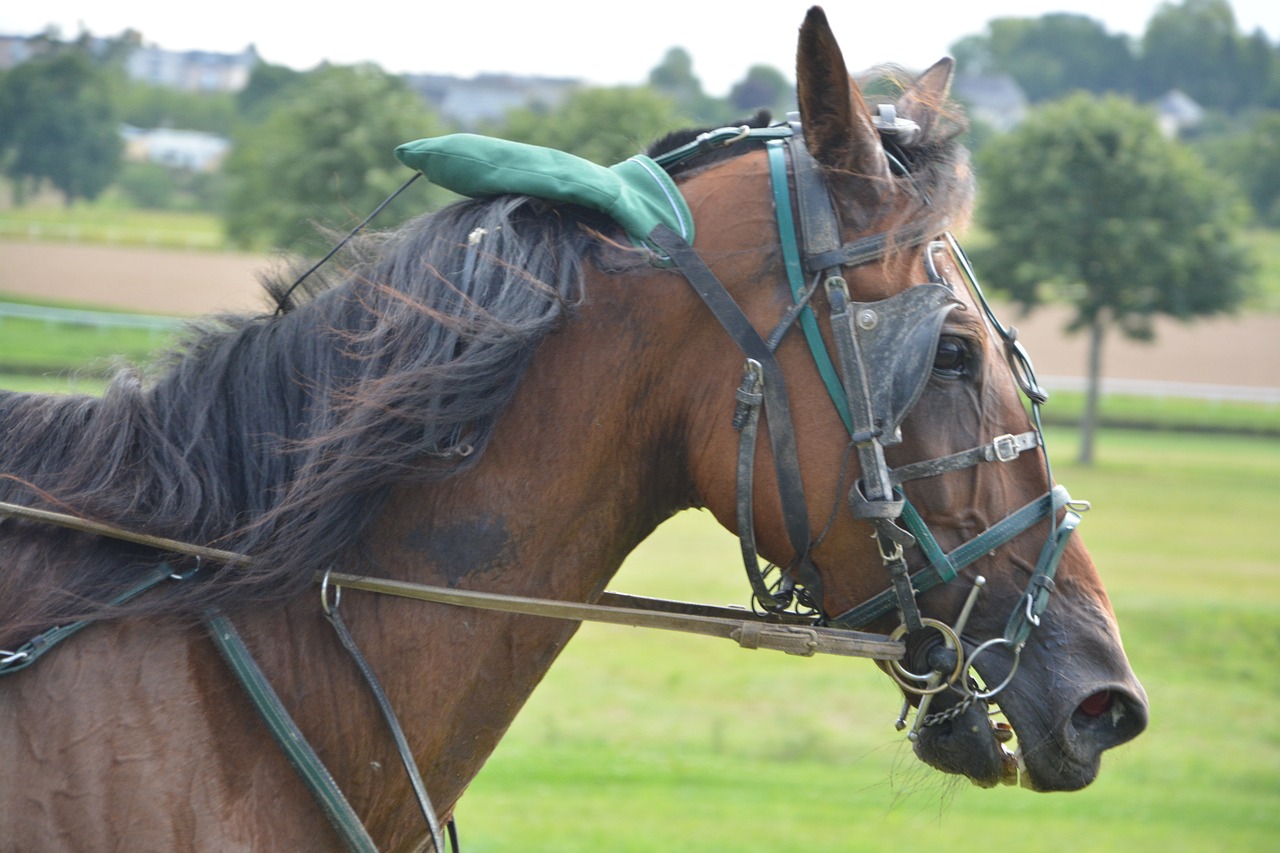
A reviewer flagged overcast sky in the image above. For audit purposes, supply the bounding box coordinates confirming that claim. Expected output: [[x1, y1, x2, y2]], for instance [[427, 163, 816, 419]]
[[3, 1, 1277, 95]]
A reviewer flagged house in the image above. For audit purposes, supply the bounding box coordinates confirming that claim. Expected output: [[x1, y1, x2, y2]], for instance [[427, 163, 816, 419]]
[[1154, 89, 1204, 137], [407, 73, 579, 128], [121, 126, 231, 172], [952, 73, 1029, 132], [124, 44, 259, 92]]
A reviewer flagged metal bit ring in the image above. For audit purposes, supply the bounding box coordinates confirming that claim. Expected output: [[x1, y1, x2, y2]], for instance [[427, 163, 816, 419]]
[[887, 618, 964, 695]]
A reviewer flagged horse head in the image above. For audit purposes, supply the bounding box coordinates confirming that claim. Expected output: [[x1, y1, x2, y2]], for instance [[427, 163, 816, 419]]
[[668, 7, 1147, 791]]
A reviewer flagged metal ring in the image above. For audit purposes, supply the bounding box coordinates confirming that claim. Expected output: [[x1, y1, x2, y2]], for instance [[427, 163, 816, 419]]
[[320, 570, 341, 616], [887, 618, 965, 695], [1023, 591, 1041, 628], [963, 636, 1021, 700]]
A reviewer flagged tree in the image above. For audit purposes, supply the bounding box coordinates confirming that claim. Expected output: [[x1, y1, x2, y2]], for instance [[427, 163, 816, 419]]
[[975, 93, 1251, 463], [119, 83, 236, 135], [952, 14, 1137, 101], [1138, 0, 1245, 107], [0, 48, 124, 205], [728, 65, 793, 118], [646, 47, 728, 125], [222, 64, 450, 253], [234, 62, 306, 123], [1195, 110, 1280, 226], [497, 86, 685, 165]]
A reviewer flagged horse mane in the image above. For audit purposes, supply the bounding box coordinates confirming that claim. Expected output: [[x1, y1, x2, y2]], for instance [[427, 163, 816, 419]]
[[0, 68, 973, 635], [0, 193, 625, 635]]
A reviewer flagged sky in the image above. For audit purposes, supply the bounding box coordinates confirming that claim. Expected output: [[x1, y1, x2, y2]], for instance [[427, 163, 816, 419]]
[[3, 1, 1277, 95]]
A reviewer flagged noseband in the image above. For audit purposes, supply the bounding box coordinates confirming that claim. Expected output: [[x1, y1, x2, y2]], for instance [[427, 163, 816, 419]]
[[647, 119, 1086, 724]]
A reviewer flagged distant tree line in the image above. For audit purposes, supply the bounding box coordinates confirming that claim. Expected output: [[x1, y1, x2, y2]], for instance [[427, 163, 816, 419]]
[[2, 0, 1277, 244], [951, 0, 1279, 110], [950, 0, 1280, 226]]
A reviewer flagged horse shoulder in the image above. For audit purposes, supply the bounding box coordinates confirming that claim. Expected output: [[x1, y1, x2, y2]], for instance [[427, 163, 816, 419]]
[[0, 617, 341, 851]]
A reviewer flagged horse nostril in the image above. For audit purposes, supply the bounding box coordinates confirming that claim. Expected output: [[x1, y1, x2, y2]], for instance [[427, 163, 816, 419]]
[[1078, 690, 1114, 717]]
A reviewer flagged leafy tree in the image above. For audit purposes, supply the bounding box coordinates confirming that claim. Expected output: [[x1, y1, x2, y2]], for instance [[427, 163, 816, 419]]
[[951, 14, 1137, 101], [1195, 110, 1280, 226], [975, 93, 1251, 463], [1138, 0, 1249, 108], [497, 86, 685, 165], [222, 64, 449, 253], [0, 47, 124, 205], [728, 65, 793, 118], [119, 83, 236, 135], [234, 62, 306, 123], [646, 47, 728, 125]]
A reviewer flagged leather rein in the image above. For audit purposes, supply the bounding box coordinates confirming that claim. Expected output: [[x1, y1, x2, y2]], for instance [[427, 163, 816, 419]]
[[1, 119, 1085, 851]]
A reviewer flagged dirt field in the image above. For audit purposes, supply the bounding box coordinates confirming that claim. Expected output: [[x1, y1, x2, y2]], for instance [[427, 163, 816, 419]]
[[2, 239, 1277, 393]]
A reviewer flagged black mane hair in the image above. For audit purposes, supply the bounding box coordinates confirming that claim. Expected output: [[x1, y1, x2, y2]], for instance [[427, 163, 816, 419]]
[[0, 194, 607, 636]]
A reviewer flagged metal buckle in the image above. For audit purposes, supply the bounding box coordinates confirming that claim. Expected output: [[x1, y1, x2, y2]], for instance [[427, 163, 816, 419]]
[[992, 433, 1019, 463]]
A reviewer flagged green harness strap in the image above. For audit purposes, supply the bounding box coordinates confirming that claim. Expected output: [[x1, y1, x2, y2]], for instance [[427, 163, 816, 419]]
[[204, 610, 383, 853], [766, 139, 855, 436]]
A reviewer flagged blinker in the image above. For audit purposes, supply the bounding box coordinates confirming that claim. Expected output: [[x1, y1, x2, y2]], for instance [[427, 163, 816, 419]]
[[841, 283, 961, 446]]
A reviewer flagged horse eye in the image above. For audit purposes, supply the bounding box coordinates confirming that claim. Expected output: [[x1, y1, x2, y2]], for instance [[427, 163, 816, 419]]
[[933, 337, 971, 377]]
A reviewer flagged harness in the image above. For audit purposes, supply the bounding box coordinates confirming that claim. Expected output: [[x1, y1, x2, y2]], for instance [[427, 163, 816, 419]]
[[1, 119, 1086, 849], [645, 119, 1087, 727]]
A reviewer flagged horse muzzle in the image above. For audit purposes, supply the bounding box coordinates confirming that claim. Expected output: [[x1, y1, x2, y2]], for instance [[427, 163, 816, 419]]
[[909, 674, 1148, 791], [908, 595, 1150, 791]]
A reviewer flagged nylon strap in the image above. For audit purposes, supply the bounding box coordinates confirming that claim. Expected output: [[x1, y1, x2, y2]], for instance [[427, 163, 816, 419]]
[[825, 485, 1069, 630], [0, 565, 175, 676], [766, 140, 854, 436], [204, 610, 381, 853]]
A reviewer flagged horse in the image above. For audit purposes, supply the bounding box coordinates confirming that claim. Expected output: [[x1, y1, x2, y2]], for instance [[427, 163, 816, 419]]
[[0, 8, 1147, 850]]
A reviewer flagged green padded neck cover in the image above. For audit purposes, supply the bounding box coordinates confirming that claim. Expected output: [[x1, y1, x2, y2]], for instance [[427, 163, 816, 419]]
[[395, 134, 693, 248]]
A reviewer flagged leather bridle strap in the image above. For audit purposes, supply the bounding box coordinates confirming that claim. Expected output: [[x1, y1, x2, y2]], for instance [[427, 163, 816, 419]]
[[890, 431, 1040, 485], [648, 223, 822, 606], [320, 578, 447, 851]]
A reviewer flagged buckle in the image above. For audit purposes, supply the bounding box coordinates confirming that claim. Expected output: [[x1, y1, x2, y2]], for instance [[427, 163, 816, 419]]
[[992, 433, 1019, 462]]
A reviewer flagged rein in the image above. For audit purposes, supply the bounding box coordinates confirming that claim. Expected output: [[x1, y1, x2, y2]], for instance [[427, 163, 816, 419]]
[[0, 499, 903, 665]]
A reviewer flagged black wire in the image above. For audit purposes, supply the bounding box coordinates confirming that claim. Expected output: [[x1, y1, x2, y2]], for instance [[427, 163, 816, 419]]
[[273, 172, 423, 316]]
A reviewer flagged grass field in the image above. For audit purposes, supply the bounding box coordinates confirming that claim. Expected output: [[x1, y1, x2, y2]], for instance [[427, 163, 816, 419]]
[[0, 201, 225, 250], [453, 428, 1280, 852]]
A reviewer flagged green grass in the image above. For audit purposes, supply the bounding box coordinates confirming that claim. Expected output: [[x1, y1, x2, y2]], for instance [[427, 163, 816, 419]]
[[451, 428, 1280, 852], [0, 313, 178, 376], [0, 196, 225, 250], [1037, 390, 1279, 436]]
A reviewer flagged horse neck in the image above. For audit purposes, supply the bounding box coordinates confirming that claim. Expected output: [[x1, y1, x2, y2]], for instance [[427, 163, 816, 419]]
[[229, 257, 728, 843]]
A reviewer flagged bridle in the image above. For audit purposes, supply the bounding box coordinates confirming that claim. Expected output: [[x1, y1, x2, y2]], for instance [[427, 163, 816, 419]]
[[646, 116, 1089, 727], [0, 117, 1089, 849]]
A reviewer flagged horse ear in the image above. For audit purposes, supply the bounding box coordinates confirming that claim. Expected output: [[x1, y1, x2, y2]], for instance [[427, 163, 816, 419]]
[[895, 57, 956, 139], [795, 6, 889, 183]]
